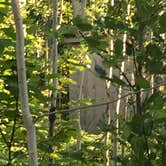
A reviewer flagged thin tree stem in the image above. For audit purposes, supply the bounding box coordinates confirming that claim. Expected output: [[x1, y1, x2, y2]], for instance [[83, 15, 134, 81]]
[[11, 0, 38, 165]]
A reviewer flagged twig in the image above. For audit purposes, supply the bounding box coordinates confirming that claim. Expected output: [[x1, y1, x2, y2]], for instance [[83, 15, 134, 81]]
[[34, 81, 165, 123], [115, 65, 134, 89]]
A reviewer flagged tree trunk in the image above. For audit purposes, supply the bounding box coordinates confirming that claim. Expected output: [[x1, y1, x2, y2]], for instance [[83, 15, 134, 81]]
[[104, 83, 111, 166], [104, 1, 114, 163], [11, 0, 38, 165], [48, 0, 58, 164], [71, 0, 85, 17], [77, 70, 85, 151]]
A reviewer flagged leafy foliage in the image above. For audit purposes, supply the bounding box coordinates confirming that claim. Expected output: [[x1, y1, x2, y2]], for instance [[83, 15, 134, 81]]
[[0, 0, 165, 165]]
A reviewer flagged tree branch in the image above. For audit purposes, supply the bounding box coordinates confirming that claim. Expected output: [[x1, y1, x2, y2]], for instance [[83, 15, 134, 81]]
[[34, 81, 165, 123]]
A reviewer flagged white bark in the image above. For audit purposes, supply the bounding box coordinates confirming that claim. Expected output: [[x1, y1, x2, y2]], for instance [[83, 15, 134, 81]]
[[113, 37, 126, 165], [77, 71, 85, 151], [104, 24, 114, 166], [104, 86, 111, 166], [113, 3, 130, 165], [103, 1, 114, 166], [11, 0, 38, 165]]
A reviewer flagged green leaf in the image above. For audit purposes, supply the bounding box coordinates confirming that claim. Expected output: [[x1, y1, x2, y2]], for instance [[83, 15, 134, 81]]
[[128, 115, 143, 135], [47, 29, 59, 39], [145, 92, 161, 108], [85, 35, 107, 52], [146, 44, 162, 58], [0, 1, 10, 14], [95, 64, 107, 77], [102, 57, 124, 68], [0, 39, 14, 53], [158, 129, 166, 140], [74, 16, 92, 31], [146, 61, 163, 74], [46, 73, 61, 80], [149, 152, 156, 160], [159, 12, 166, 33], [135, 0, 152, 21], [114, 39, 123, 55], [156, 111, 166, 120], [4, 109, 19, 119], [104, 17, 117, 29], [80, 99, 92, 105], [98, 120, 115, 132], [144, 120, 153, 136], [149, 93, 164, 110], [58, 25, 77, 37], [135, 75, 150, 88], [110, 75, 126, 86], [0, 92, 9, 101], [85, 36, 100, 47], [126, 44, 133, 56], [146, 44, 164, 74], [69, 151, 83, 160], [38, 140, 51, 152], [1, 27, 16, 40], [67, 58, 79, 64]]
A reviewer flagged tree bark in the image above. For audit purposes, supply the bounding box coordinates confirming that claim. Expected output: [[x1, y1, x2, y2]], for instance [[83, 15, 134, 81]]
[[71, 0, 85, 17], [48, 0, 58, 164], [11, 0, 38, 165], [104, 1, 114, 163], [77, 70, 85, 151]]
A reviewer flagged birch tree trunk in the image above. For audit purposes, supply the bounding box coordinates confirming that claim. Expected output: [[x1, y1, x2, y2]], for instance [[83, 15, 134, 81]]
[[11, 0, 38, 165], [104, 82, 111, 166], [77, 71, 85, 151], [113, 3, 130, 165], [104, 1, 114, 164], [103, 1, 114, 166], [113, 35, 127, 166]]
